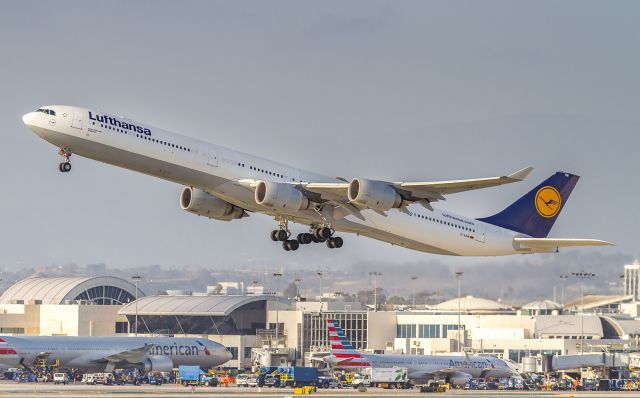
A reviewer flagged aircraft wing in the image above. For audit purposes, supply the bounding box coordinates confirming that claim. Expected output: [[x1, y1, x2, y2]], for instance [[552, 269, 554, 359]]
[[302, 166, 533, 206], [514, 238, 613, 251]]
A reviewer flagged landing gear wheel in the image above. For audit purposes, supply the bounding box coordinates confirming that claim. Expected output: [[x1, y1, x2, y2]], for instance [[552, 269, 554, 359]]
[[314, 227, 333, 240], [283, 240, 299, 251], [276, 230, 288, 241], [297, 233, 313, 244], [270, 230, 279, 241], [332, 236, 343, 248], [326, 237, 343, 249], [59, 162, 71, 172]]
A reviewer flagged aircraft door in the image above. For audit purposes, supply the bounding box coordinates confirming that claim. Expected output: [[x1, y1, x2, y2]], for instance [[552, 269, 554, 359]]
[[71, 111, 83, 129], [207, 146, 218, 167], [475, 224, 486, 243]]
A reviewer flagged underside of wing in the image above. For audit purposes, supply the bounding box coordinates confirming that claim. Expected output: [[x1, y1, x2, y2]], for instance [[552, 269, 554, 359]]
[[514, 238, 613, 252]]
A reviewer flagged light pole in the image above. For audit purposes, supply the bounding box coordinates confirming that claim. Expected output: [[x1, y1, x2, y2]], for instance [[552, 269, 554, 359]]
[[273, 272, 282, 347], [455, 271, 463, 352], [411, 276, 418, 308], [316, 272, 323, 305], [370, 272, 381, 311], [571, 272, 595, 354], [131, 275, 142, 336], [619, 273, 625, 313], [559, 274, 569, 307]]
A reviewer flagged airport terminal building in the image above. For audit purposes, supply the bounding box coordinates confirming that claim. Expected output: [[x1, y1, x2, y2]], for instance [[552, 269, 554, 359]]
[[1, 272, 639, 371]]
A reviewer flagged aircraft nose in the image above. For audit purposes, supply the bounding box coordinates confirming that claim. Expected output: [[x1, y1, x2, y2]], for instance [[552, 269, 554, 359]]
[[22, 112, 35, 127]]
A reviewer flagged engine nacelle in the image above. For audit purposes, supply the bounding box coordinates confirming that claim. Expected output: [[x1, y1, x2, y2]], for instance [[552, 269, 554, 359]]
[[180, 187, 245, 221], [255, 181, 310, 211], [141, 355, 173, 373], [448, 371, 472, 386], [347, 178, 402, 211]]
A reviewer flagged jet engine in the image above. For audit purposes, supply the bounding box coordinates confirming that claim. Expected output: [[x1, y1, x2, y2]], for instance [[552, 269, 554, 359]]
[[180, 187, 246, 221], [255, 181, 310, 211], [141, 355, 173, 373], [347, 178, 403, 211], [448, 371, 472, 386]]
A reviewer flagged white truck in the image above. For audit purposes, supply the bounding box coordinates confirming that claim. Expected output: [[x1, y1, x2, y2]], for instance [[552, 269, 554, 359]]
[[351, 367, 409, 389]]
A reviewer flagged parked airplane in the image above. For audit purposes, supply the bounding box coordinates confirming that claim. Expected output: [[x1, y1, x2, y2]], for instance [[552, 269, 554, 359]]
[[0, 336, 230, 372], [22, 106, 611, 255], [323, 320, 518, 386]]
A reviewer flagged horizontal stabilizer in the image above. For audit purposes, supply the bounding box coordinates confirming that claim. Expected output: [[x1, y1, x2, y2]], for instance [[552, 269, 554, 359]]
[[514, 238, 613, 251]]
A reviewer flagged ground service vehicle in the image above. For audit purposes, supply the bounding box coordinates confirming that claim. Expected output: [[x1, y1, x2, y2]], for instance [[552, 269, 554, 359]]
[[178, 365, 201, 386], [236, 373, 250, 387], [247, 375, 258, 387], [236, 373, 257, 387], [82, 373, 113, 385], [352, 367, 409, 389], [200, 374, 219, 387], [53, 373, 68, 385], [277, 367, 319, 387], [317, 376, 340, 388]]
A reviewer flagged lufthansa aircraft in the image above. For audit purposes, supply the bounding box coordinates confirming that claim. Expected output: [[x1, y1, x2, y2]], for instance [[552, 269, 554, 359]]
[[323, 320, 518, 386], [22, 106, 611, 255], [0, 336, 230, 373]]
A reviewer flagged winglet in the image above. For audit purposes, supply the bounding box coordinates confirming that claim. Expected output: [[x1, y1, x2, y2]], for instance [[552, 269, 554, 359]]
[[508, 166, 534, 181]]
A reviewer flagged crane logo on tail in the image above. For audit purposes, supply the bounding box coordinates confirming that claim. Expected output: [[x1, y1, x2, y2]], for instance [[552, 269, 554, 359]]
[[535, 186, 561, 218]]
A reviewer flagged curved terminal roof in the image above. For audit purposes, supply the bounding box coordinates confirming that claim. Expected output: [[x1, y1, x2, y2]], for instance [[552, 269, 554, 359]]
[[118, 295, 290, 317], [0, 276, 141, 305], [564, 294, 635, 310], [432, 295, 512, 313], [523, 300, 562, 311], [535, 315, 603, 338]]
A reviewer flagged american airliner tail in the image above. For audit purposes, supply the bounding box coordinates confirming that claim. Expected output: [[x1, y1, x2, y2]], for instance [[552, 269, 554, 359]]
[[477, 172, 579, 238], [327, 320, 357, 355], [327, 320, 371, 366]]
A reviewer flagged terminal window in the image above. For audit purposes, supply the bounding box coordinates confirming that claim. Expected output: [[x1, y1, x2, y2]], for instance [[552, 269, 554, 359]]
[[115, 321, 129, 334]]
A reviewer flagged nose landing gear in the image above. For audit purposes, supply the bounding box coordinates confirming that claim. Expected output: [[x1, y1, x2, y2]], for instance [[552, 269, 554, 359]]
[[58, 148, 72, 173]]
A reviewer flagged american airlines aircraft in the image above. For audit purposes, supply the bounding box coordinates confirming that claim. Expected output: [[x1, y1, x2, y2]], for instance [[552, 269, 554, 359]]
[[22, 105, 610, 255], [324, 320, 517, 386], [0, 336, 231, 372]]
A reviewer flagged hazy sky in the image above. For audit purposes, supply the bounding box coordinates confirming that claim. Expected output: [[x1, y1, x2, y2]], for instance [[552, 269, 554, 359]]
[[1, 1, 638, 279]]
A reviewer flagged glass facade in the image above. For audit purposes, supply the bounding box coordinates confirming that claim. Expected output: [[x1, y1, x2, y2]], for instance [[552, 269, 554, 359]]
[[303, 312, 367, 353], [397, 324, 416, 338], [418, 324, 440, 338], [74, 285, 135, 305]]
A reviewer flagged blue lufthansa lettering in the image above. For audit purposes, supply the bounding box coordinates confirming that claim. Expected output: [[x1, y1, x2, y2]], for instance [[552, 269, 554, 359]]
[[89, 111, 151, 135]]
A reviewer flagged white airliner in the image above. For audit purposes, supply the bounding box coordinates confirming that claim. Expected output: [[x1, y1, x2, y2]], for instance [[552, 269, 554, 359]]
[[0, 336, 231, 372], [22, 105, 611, 255], [324, 320, 517, 386]]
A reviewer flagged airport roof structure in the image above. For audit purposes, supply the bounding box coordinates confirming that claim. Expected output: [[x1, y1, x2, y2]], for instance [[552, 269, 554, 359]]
[[564, 294, 635, 310], [522, 300, 562, 311], [431, 295, 513, 313], [0, 276, 142, 305], [118, 294, 290, 317], [534, 315, 603, 338], [600, 316, 640, 339]]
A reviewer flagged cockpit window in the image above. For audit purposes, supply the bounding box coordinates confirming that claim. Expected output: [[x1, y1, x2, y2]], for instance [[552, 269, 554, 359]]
[[35, 108, 56, 116]]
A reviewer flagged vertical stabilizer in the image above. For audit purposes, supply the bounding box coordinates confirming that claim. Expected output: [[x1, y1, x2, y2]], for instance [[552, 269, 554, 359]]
[[477, 172, 579, 238]]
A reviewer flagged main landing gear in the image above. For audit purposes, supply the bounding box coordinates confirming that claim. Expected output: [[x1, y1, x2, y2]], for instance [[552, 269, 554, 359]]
[[58, 148, 72, 173], [270, 219, 343, 251]]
